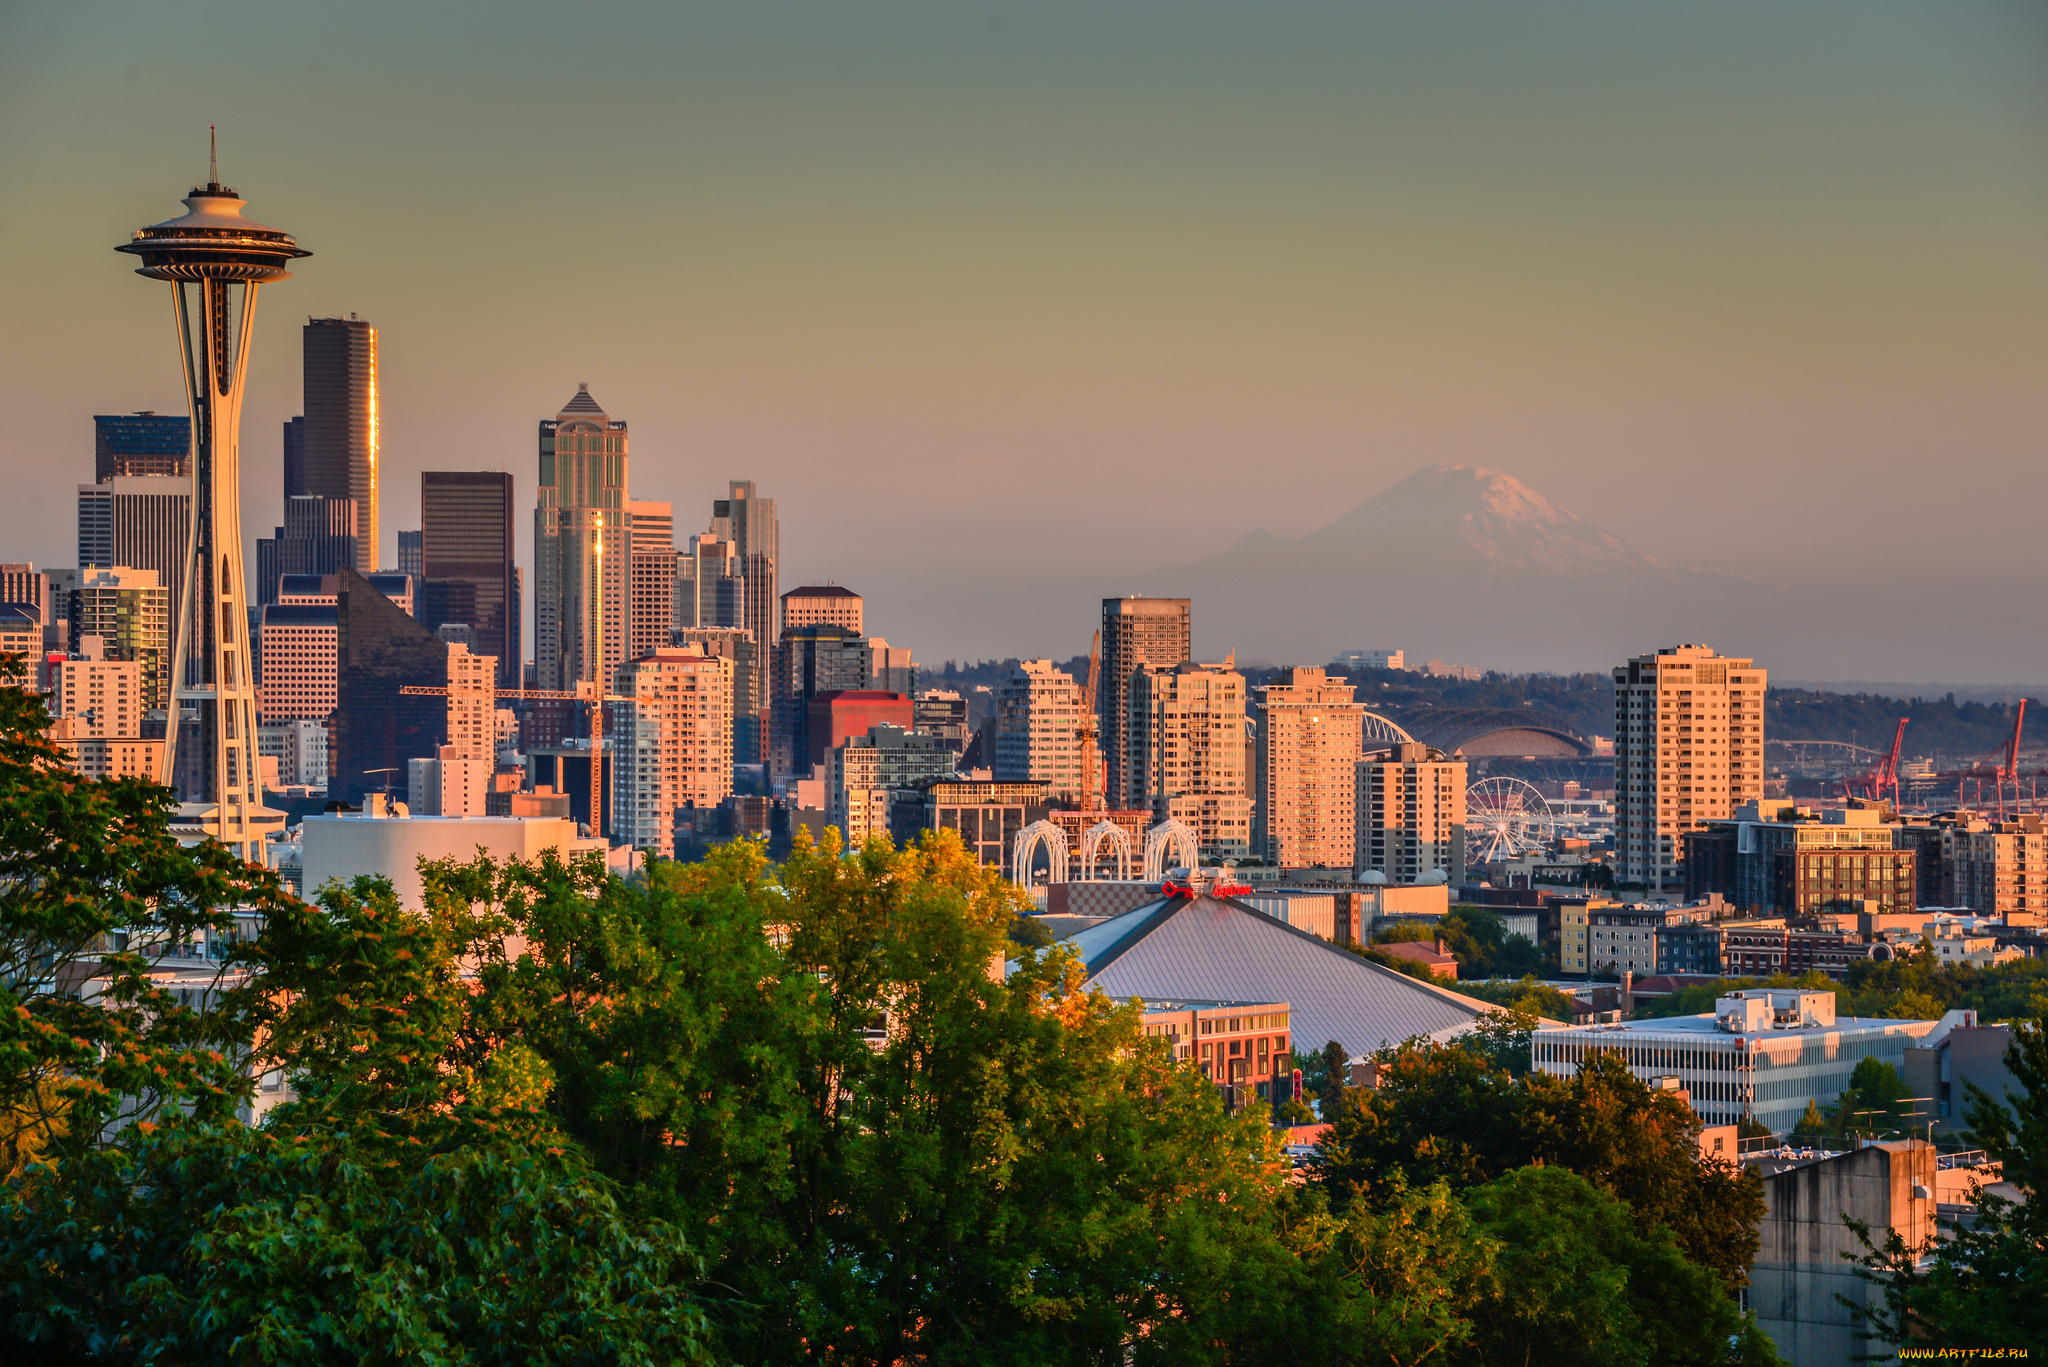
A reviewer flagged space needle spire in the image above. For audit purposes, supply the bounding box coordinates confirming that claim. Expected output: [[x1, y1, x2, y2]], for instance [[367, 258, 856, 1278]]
[[116, 136, 310, 864]]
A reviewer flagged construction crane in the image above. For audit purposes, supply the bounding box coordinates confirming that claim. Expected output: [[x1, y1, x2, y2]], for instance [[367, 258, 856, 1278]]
[[1997, 698, 2031, 818], [398, 680, 618, 839], [1073, 630, 1105, 813]]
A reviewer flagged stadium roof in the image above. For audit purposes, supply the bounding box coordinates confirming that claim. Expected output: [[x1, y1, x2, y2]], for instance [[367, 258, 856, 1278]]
[[1055, 893, 1499, 1059]]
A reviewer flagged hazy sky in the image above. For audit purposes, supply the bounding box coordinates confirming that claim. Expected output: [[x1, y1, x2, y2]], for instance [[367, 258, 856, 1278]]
[[2, 2, 2043, 674]]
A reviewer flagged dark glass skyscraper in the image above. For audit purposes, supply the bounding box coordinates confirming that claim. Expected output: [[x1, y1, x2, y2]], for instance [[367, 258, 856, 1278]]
[[333, 566, 448, 803], [771, 624, 871, 779], [303, 317, 379, 571], [94, 413, 190, 481], [420, 470, 517, 686]]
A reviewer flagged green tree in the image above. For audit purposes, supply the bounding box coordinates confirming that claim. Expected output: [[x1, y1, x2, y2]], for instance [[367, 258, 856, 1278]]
[[0, 670, 296, 1169], [1317, 1044, 1764, 1293], [1298, 1039, 1350, 1117], [0, 1116, 714, 1363], [1462, 1164, 1743, 1367], [1843, 1016, 2048, 1356], [1832, 1057, 1912, 1139]]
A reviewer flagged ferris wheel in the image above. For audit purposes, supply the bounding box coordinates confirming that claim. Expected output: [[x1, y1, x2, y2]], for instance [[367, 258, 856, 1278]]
[[1466, 777, 1557, 866]]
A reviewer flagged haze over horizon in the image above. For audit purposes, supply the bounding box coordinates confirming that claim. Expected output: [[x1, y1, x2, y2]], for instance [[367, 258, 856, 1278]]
[[3, 2, 2043, 681]]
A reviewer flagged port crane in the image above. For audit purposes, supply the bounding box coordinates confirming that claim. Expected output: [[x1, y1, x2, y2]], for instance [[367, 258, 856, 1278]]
[[1844, 718, 1909, 806]]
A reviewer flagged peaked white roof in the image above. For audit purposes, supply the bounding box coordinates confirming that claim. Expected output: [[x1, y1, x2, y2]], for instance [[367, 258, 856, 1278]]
[[1060, 893, 1496, 1059]]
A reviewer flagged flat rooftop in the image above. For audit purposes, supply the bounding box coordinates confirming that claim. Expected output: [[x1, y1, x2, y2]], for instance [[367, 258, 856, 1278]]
[[1538, 1012, 1931, 1041]]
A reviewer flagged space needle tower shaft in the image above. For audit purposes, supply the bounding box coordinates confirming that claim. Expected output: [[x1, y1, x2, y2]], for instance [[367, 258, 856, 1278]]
[[116, 132, 308, 863]]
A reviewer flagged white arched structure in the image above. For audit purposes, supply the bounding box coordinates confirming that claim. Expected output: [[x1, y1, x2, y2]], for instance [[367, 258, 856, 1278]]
[[1012, 820, 1070, 886], [1142, 818, 1201, 883], [1079, 820, 1135, 881], [1360, 709, 1416, 748]]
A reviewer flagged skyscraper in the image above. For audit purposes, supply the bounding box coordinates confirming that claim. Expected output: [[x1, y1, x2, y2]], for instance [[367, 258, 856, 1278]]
[[254, 493, 357, 605], [1356, 744, 1467, 883], [117, 148, 306, 861], [282, 415, 305, 496], [612, 649, 734, 858], [94, 413, 189, 481], [1100, 597, 1191, 807], [420, 470, 517, 686], [627, 499, 674, 663], [674, 531, 744, 633], [77, 476, 191, 623], [782, 584, 862, 635], [1129, 660, 1252, 860], [771, 624, 871, 779], [994, 659, 1088, 804], [1254, 667, 1366, 869], [534, 386, 629, 712], [1613, 645, 1767, 895], [713, 480, 777, 678], [302, 317, 379, 572], [70, 567, 171, 710], [332, 567, 454, 804], [396, 529, 422, 579]]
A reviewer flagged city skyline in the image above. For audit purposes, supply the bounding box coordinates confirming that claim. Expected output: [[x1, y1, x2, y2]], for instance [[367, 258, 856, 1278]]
[[4, 3, 2045, 680]]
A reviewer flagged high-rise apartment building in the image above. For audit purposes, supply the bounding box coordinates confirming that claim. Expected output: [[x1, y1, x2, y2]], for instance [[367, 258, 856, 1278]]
[[1254, 667, 1366, 869], [1356, 743, 1467, 883], [419, 471, 517, 686], [713, 481, 778, 678], [70, 567, 170, 710], [93, 413, 189, 481], [674, 625, 758, 775], [771, 625, 872, 780], [302, 317, 379, 571], [1945, 816, 2047, 917], [49, 650, 145, 740], [534, 386, 630, 714], [77, 476, 190, 623], [782, 584, 862, 635], [1129, 661, 1252, 860], [1612, 645, 1767, 894], [995, 659, 1089, 804], [611, 649, 735, 858], [1100, 597, 1191, 806], [442, 642, 497, 763], [627, 500, 674, 663]]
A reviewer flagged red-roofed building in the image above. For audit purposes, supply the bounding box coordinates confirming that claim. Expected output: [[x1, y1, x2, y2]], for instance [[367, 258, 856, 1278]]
[[1379, 938, 1459, 981]]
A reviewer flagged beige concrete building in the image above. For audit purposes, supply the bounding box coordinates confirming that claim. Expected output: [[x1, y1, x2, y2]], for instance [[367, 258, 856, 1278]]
[[611, 649, 735, 858], [444, 642, 497, 763], [1100, 597, 1191, 807], [1944, 814, 2047, 916], [1255, 667, 1366, 869], [1613, 644, 1766, 894], [1356, 743, 1467, 883], [49, 652, 146, 741], [994, 658, 1089, 804], [52, 728, 165, 783], [627, 500, 675, 664], [71, 567, 169, 710], [1129, 660, 1252, 859], [256, 602, 337, 723], [781, 584, 863, 635]]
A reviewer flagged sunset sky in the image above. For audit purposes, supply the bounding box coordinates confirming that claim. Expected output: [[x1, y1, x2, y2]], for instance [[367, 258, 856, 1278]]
[[2, 2, 2043, 677]]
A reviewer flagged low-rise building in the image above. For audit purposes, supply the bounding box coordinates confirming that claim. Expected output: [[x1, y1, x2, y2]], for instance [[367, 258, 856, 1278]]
[[921, 778, 1050, 875], [1138, 998, 1293, 1108], [300, 808, 608, 910], [1531, 989, 1937, 1133]]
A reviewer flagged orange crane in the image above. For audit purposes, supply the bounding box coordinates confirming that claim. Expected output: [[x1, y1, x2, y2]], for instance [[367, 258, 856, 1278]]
[[398, 679, 617, 838], [1850, 717, 1908, 806], [1073, 630, 1105, 813]]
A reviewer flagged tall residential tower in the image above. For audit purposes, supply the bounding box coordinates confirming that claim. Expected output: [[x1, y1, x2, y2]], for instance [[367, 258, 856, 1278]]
[[1613, 645, 1766, 894], [1100, 597, 1191, 807]]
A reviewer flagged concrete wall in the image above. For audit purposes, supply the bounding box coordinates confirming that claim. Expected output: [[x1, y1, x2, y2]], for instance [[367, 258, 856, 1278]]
[[301, 814, 607, 909], [1751, 1141, 1935, 1367]]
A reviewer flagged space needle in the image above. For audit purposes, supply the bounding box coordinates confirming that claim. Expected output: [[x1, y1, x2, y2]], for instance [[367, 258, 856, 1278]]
[[116, 134, 307, 864]]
